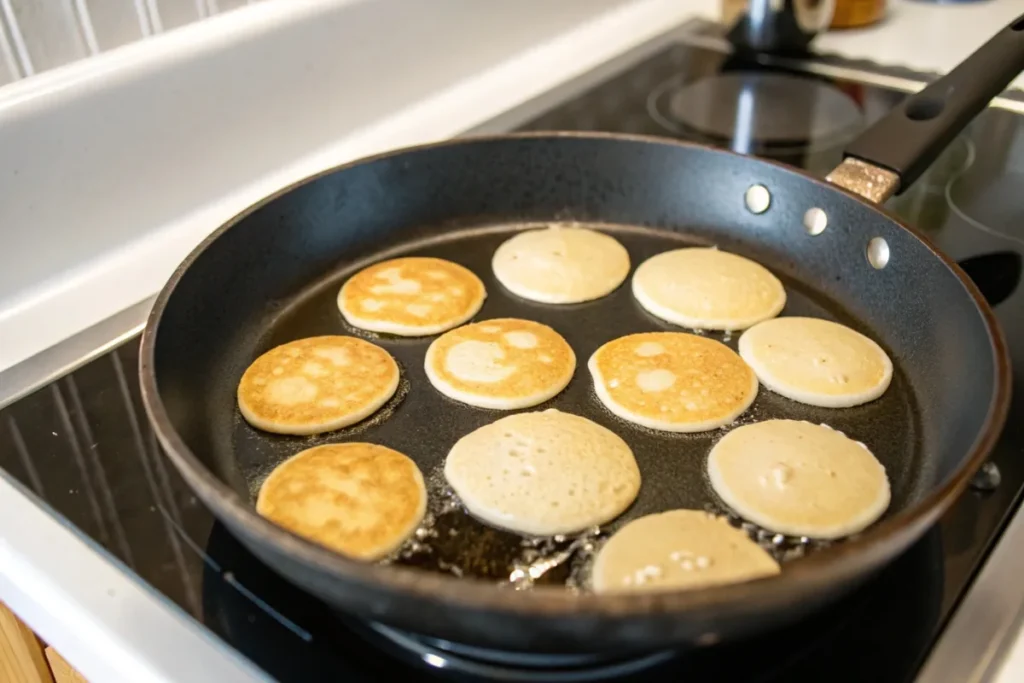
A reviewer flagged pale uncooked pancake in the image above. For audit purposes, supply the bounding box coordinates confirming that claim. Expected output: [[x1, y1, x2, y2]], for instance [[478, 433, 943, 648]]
[[738, 317, 893, 408], [707, 420, 891, 539], [444, 409, 640, 536], [257, 443, 426, 561], [588, 332, 758, 432], [491, 225, 630, 304], [424, 318, 575, 410], [237, 336, 399, 435], [338, 257, 486, 336], [591, 510, 780, 594], [632, 248, 786, 330]]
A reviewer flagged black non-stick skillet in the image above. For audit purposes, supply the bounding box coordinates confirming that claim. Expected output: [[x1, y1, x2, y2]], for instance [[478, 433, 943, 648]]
[[140, 17, 1023, 654]]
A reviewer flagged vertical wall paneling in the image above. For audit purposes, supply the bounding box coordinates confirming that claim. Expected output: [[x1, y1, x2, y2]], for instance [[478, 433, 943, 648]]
[[148, 0, 203, 32], [80, 0, 149, 51], [0, 0, 90, 73], [0, 10, 20, 85], [0, 0, 261, 85]]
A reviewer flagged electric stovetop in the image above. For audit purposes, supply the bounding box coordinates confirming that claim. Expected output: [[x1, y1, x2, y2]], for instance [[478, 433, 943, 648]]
[[3, 29, 1024, 683]]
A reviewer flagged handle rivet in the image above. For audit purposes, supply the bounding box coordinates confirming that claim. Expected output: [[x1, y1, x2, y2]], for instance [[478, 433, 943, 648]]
[[745, 185, 771, 214], [867, 237, 890, 270], [971, 462, 1001, 491], [803, 208, 828, 235]]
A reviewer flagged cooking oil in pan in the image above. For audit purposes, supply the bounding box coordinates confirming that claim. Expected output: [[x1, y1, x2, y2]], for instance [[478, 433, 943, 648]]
[[235, 222, 919, 593], [384, 468, 609, 588], [508, 528, 603, 591], [384, 465, 831, 590]]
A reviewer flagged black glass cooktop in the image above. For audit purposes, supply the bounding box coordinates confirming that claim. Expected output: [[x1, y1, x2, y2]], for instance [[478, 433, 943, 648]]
[[3, 36, 1024, 682]]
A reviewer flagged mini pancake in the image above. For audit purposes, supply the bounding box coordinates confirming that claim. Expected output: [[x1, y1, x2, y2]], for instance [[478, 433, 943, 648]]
[[707, 420, 891, 539], [588, 332, 758, 432], [738, 317, 893, 408], [256, 443, 426, 561], [424, 318, 576, 410], [491, 224, 630, 304], [591, 510, 780, 594], [338, 257, 486, 336], [632, 247, 786, 330], [444, 409, 640, 536], [237, 336, 399, 435]]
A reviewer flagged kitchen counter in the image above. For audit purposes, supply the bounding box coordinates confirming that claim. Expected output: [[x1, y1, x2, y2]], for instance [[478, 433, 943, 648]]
[[0, 0, 703, 375], [817, 0, 1024, 82], [1, 0, 1022, 375], [1, 0, 1023, 681]]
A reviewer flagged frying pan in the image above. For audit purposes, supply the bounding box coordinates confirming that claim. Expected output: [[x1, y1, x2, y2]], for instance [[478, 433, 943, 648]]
[[141, 18, 1023, 654]]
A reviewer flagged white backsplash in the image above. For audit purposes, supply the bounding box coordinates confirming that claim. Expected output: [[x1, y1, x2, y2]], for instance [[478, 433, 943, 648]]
[[0, 0, 262, 86]]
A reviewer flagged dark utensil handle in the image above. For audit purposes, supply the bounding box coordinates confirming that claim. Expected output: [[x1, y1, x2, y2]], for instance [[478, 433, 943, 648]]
[[843, 14, 1024, 195]]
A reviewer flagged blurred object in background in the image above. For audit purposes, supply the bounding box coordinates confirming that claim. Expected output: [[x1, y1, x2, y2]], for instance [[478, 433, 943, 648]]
[[831, 0, 887, 28], [722, 0, 836, 54], [0, 0, 261, 88]]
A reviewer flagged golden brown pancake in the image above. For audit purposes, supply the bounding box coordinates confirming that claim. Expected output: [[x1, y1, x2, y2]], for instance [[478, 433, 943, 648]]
[[588, 332, 758, 432], [338, 257, 486, 336], [424, 318, 575, 409], [257, 443, 427, 561], [707, 420, 891, 539], [237, 336, 399, 435], [591, 510, 780, 594]]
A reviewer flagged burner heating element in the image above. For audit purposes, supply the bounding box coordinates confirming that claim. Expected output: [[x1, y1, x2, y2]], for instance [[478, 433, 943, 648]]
[[650, 71, 863, 156]]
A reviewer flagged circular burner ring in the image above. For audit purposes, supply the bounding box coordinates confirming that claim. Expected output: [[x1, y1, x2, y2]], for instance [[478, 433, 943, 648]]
[[355, 620, 678, 681], [947, 160, 1024, 249], [648, 72, 864, 154]]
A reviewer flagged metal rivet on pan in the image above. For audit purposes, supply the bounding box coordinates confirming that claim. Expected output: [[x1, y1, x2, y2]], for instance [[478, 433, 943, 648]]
[[745, 185, 771, 214], [867, 237, 890, 269], [971, 462, 1001, 491], [803, 208, 827, 235]]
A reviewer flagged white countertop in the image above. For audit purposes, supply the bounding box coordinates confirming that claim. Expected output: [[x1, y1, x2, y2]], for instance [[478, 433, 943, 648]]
[[0, 0, 705, 374], [0, 0, 1022, 374], [817, 0, 1024, 84], [2, 0, 1024, 681]]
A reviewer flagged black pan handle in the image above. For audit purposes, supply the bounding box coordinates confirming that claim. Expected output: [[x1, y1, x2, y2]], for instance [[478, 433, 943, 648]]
[[838, 13, 1024, 198]]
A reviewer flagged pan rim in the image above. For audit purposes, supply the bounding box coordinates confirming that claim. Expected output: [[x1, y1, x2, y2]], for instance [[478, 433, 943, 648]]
[[139, 131, 1012, 619]]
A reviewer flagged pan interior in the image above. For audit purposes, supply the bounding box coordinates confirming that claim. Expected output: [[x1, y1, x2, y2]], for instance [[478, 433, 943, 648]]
[[149, 136, 1002, 621], [220, 221, 921, 587]]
